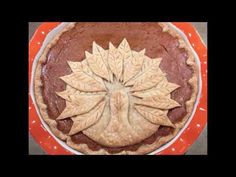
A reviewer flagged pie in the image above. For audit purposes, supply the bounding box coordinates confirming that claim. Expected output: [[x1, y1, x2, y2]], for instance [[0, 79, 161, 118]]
[[33, 22, 198, 155]]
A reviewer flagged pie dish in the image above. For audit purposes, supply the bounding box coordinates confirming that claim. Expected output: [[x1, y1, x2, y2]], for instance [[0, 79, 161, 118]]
[[33, 22, 198, 155]]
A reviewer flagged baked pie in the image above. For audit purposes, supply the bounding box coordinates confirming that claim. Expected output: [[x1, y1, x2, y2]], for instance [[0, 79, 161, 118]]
[[33, 22, 198, 154]]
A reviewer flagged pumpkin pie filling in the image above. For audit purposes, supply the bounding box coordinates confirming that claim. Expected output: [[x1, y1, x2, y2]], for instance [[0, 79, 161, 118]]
[[41, 22, 193, 153]]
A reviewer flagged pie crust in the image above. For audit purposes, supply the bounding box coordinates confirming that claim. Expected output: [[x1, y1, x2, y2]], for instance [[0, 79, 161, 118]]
[[33, 22, 198, 155]]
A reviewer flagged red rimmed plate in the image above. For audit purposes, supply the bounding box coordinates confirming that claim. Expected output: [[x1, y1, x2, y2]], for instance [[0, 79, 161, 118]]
[[29, 22, 207, 155]]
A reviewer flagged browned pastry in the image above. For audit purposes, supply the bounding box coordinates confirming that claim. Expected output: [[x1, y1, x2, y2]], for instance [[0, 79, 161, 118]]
[[34, 22, 198, 154]]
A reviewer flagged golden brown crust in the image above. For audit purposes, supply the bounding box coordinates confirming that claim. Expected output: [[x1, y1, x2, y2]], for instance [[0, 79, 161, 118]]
[[66, 127, 180, 155], [158, 22, 198, 129], [34, 23, 76, 140], [33, 22, 198, 155]]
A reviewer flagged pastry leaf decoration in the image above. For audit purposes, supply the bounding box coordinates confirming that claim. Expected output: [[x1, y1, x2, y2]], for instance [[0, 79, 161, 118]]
[[56, 38, 180, 145]]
